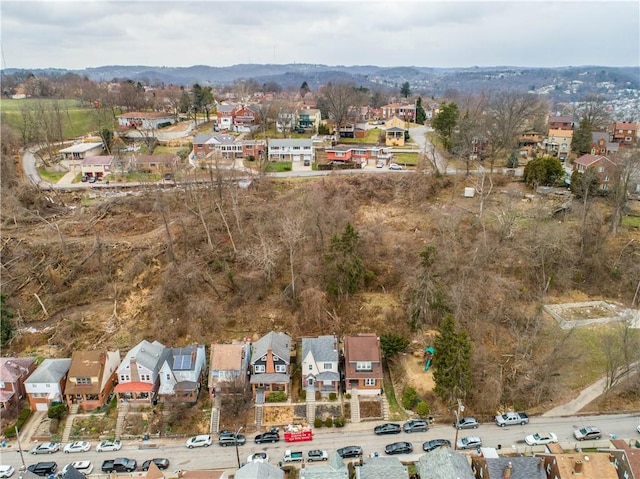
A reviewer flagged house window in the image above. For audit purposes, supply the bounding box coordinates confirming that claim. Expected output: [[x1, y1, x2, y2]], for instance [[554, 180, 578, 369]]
[[166, 374, 171, 380], [625, 137, 632, 142], [308, 364, 313, 370], [323, 363, 332, 370], [254, 365, 265, 373], [364, 378, 376, 386], [598, 167, 604, 173], [275, 364, 286, 373], [604, 175, 610, 182], [356, 362, 372, 372], [140, 374, 150, 381], [76, 377, 91, 384], [120, 375, 130, 382]]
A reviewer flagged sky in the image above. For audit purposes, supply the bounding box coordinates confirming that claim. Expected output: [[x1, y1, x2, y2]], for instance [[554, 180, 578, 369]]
[[1, 0, 639, 70]]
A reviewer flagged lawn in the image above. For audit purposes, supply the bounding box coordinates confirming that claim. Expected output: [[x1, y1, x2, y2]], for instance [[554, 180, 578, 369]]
[[622, 215, 640, 228], [37, 168, 67, 183], [265, 161, 292, 173], [338, 128, 383, 144], [392, 152, 420, 166]]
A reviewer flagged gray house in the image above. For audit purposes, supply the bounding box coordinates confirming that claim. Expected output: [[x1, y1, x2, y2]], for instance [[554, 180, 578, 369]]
[[301, 335, 340, 397], [250, 332, 291, 401], [355, 457, 408, 479], [234, 462, 284, 479], [300, 453, 348, 479], [471, 457, 546, 479], [416, 447, 474, 479]]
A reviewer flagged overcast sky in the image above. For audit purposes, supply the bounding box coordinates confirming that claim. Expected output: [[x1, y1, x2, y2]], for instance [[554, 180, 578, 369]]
[[2, 1, 639, 70]]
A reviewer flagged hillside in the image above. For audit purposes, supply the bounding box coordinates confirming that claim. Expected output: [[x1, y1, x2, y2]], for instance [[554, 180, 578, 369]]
[[2, 172, 639, 414]]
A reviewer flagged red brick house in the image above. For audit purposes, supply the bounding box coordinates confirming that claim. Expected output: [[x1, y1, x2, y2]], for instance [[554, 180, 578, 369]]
[[610, 122, 637, 147], [573, 154, 620, 192], [0, 357, 37, 409], [590, 132, 619, 157], [326, 145, 391, 166], [343, 334, 383, 395], [64, 350, 120, 411], [241, 140, 266, 161], [381, 103, 416, 121], [547, 115, 573, 131], [233, 105, 260, 131]]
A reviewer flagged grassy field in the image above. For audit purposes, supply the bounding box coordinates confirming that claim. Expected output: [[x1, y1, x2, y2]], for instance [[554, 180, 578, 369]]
[[393, 152, 420, 166], [37, 168, 67, 183], [1, 98, 106, 139], [338, 128, 383, 144]]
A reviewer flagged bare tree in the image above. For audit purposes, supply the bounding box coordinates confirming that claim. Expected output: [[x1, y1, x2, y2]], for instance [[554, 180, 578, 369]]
[[603, 312, 640, 392], [320, 82, 362, 139], [280, 209, 308, 301], [572, 94, 612, 131], [609, 147, 640, 235]]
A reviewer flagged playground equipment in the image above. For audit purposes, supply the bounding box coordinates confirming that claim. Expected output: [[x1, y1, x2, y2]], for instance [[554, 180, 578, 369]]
[[424, 346, 434, 371]]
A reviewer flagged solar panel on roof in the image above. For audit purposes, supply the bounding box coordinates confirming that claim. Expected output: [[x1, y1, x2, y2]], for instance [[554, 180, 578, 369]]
[[173, 353, 192, 370]]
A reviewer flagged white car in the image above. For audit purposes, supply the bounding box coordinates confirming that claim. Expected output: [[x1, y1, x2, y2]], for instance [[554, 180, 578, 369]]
[[95, 439, 122, 452], [64, 441, 91, 453], [388, 163, 403, 170], [247, 452, 269, 463], [0, 465, 15, 478], [376, 160, 385, 168], [186, 434, 212, 448], [62, 461, 93, 476], [525, 432, 558, 446]]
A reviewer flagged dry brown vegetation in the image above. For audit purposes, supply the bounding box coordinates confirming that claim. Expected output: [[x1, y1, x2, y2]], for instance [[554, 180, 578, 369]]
[[2, 160, 639, 415]]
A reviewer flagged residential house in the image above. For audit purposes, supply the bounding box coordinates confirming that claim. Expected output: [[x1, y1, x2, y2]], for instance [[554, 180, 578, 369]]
[[385, 115, 407, 130], [298, 108, 322, 131], [158, 345, 207, 404], [192, 134, 244, 163], [267, 139, 314, 163], [590, 132, 619, 157], [535, 452, 618, 479], [547, 115, 573, 131], [610, 439, 640, 479], [241, 140, 267, 162], [343, 333, 383, 395], [299, 454, 348, 479], [64, 350, 120, 411], [114, 340, 168, 406], [234, 462, 284, 479], [355, 457, 408, 479], [610, 121, 637, 147], [276, 110, 298, 133], [471, 136, 491, 162], [117, 112, 175, 130], [416, 448, 474, 479], [129, 154, 179, 175], [471, 457, 546, 479], [385, 127, 405, 147], [250, 331, 292, 400], [59, 142, 104, 162], [518, 130, 542, 158], [381, 103, 416, 121], [24, 358, 72, 411], [573, 154, 620, 191], [81, 155, 114, 179], [144, 463, 166, 479], [325, 146, 390, 166], [216, 104, 236, 131], [208, 342, 251, 397], [233, 105, 260, 132], [544, 129, 573, 161], [177, 470, 228, 479], [0, 357, 37, 410], [301, 336, 339, 397]]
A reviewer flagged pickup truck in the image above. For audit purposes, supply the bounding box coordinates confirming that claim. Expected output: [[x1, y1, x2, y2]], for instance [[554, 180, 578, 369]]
[[101, 458, 137, 473], [494, 412, 529, 427], [282, 450, 304, 462]]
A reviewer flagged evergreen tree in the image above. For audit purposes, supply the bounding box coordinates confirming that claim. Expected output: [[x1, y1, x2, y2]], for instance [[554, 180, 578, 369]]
[[433, 315, 472, 403], [523, 156, 565, 189], [432, 102, 459, 151], [1, 295, 16, 348], [324, 223, 364, 300], [380, 333, 410, 359], [415, 97, 427, 125], [300, 81, 310, 97], [572, 117, 594, 155], [400, 82, 411, 98], [506, 150, 519, 168]]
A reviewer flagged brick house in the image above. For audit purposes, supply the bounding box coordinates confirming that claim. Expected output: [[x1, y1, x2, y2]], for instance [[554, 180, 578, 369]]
[[192, 134, 243, 161], [249, 332, 291, 400], [590, 132, 619, 157], [233, 105, 260, 132], [81, 155, 114, 179], [610, 121, 637, 147], [64, 350, 120, 411], [216, 104, 236, 131], [547, 115, 573, 131], [0, 357, 37, 410], [343, 333, 383, 395], [241, 140, 267, 161], [24, 358, 72, 411], [381, 103, 416, 121], [325, 145, 391, 166], [573, 154, 620, 192]]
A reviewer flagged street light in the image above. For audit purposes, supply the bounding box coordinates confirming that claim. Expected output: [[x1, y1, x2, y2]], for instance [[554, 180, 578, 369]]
[[234, 426, 243, 469]]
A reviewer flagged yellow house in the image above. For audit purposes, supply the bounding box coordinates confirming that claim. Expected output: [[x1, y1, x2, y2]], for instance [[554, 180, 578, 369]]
[[385, 116, 407, 146], [545, 129, 573, 161], [384, 115, 407, 129]]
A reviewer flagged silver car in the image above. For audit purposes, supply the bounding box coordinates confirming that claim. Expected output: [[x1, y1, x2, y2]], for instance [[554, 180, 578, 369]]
[[30, 442, 60, 455]]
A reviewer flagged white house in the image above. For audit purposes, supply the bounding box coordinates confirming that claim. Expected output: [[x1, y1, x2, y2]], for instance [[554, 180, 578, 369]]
[[114, 340, 168, 406], [158, 345, 207, 404], [59, 142, 104, 161], [268, 139, 314, 163], [24, 358, 72, 411], [301, 335, 340, 397], [117, 112, 175, 130]]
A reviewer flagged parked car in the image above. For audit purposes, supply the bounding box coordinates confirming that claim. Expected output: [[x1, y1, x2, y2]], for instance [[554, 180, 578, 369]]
[[0, 466, 15, 478], [27, 462, 58, 477], [403, 419, 429, 433], [422, 439, 451, 452], [218, 433, 246, 447], [573, 427, 602, 441], [30, 442, 60, 455], [337, 446, 363, 458], [96, 440, 122, 452], [376, 160, 385, 168], [163, 173, 173, 181], [388, 163, 403, 170], [525, 432, 558, 446], [254, 431, 280, 444], [62, 461, 93, 476], [101, 458, 137, 473], [454, 417, 479, 429], [384, 441, 413, 455], [141, 459, 170, 471], [88, 176, 97, 183], [307, 450, 328, 462], [81, 175, 88, 182], [247, 452, 269, 464], [63, 441, 91, 454], [303, 159, 311, 166], [186, 435, 212, 448], [374, 423, 402, 435], [456, 436, 483, 450]]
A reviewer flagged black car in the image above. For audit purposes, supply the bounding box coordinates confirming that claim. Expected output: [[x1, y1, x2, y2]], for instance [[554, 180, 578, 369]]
[[422, 439, 452, 452], [27, 462, 58, 477], [385, 441, 413, 455], [254, 431, 280, 444], [403, 419, 429, 433], [374, 423, 402, 435], [141, 459, 170, 471], [219, 433, 246, 447], [336, 446, 363, 459]]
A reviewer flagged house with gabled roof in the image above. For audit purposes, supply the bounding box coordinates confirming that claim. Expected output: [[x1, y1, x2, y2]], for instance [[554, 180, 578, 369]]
[[64, 350, 120, 410], [234, 462, 283, 479], [535, 452, 618, 478], [158, 345, 207, 404], [25, 358, 72, 411], [544, 129, 573, 161], [573, 154, 620, 192], [192, 134, 243, 161], [590, 132, 619, 157], [610, 121, 637, 147], [114, 340, 168, 406], [250, 332, 291, 401], [610, 438, 640, 479], [81, 155, 114, 179], [0, 357, 37, 410], [267, 139, 314, 164], [233, 105, 260, 132], [299, 453, 348, 479], [381, 103, 416, 121], [548, 115, 573, 131], [355, 456, 409, 479], [417, 447, 474, 479], [471, 456, 546, 479], [298, 108, 322, 131], [208, 341, 251, 397], [301, 336, 339, 397], [216, 104, 237, 131], [343, 333, 382, 395]]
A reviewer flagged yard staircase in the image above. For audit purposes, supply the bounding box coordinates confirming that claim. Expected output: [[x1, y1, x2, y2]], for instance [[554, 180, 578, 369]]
[[305, 387, 316, 424], [61, 405, 80, 442], [381, 394, 390, 421], [114, 401, 130, 439], [254, 405, 264, 430], [349, 388, 360, 423], [210, 396, 221, 434]]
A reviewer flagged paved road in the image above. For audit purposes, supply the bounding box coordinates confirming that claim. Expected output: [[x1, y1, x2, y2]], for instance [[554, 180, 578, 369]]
[[3, 413, 639, 475]]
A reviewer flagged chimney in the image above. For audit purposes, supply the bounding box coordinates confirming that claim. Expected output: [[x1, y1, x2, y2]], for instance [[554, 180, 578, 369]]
[[130, 358, 140, 382], [266, 348, 275, 373], [573, 460, 583, 474], [503, 461, 513, 479]]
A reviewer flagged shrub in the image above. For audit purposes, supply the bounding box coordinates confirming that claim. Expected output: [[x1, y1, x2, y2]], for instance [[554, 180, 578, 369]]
[[314, 418, 323, 428], [328, 392, 337, 401], [266, 392, 287, 403], [415, 401, 430, 418], [300, 389, 306, 401], [344, 393, 351, 399], [49, 418, 59, 434], [401, 387, 419, 410], [48, 403, 67, 420], [334, 416, 346, 427], [324, 417, 333, 428], [3, 407, 31, 437]]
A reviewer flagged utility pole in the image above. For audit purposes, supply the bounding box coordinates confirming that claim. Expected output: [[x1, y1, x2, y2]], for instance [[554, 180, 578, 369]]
[[234, 426, 243, 469], [453, 399, 464, 451], [15, 426, 26, 471]]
